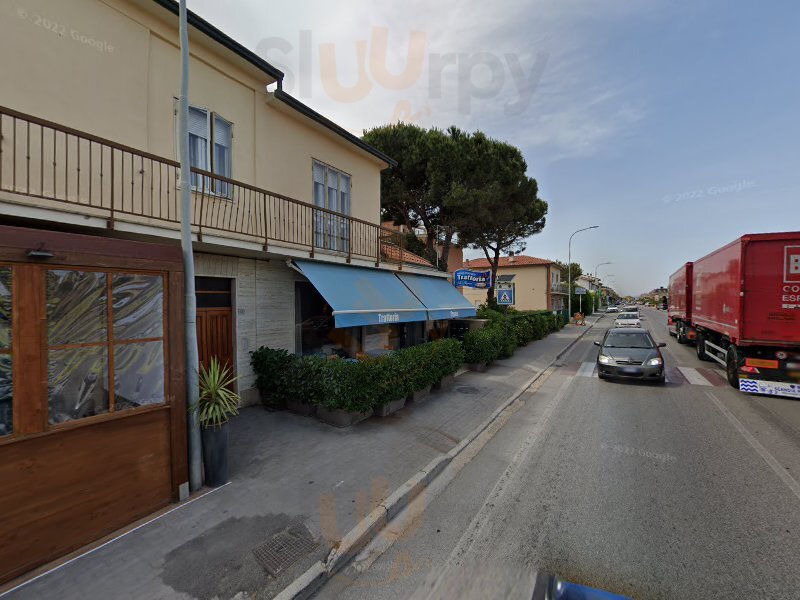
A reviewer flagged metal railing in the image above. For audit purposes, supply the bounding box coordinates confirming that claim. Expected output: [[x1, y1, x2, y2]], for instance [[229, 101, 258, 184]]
[[550, 281, 570, 294], [0, 106, 409, 267]]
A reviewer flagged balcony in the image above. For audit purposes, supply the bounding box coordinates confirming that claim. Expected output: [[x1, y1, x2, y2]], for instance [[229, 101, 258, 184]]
[[0, 106, 418, 268], [551, 281, 569, 294]]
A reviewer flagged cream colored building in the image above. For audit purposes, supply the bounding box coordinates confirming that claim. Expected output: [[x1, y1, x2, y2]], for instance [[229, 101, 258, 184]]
[[0, 0, 478, 583], [0, 0, 459, 404], [460, 255, 568, 311]]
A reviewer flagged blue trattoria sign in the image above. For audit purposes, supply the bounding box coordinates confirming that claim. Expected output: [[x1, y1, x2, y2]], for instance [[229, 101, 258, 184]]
[[454, 269, 492, 288]]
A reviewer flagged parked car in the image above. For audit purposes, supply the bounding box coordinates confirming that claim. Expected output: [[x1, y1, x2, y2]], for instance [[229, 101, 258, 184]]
[[614, 312, 641, 328], [594, 328, 666, 383]]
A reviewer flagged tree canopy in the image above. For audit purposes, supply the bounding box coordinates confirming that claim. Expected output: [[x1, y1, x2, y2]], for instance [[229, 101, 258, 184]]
[[362, 124, 548, 294]]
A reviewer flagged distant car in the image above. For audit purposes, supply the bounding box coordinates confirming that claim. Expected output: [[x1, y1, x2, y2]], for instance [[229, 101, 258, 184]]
[[622, 305, 638, 314], [594, 328, 666, 383], [607, 306, 619, 313], [614, 312, 641, 327]]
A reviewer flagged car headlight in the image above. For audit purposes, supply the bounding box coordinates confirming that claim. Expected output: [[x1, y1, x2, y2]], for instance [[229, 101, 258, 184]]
[[598, 354, 613, 364], [646, 357, 662, 366]]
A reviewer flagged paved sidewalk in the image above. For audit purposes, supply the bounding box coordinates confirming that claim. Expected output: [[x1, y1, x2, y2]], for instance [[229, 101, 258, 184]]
[[4, 319, 601, 600]]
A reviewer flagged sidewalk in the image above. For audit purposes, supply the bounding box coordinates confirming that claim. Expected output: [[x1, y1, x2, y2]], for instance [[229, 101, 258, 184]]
[[3, 319, 601, 600]]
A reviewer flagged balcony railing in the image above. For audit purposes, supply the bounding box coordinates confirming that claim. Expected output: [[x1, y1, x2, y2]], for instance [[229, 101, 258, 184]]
[[551, 281, 569, 294], [0, 106, 411, 267]]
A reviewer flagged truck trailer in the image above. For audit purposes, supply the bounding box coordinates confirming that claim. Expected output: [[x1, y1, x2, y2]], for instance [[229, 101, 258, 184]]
[[668, 232, 800, 398]]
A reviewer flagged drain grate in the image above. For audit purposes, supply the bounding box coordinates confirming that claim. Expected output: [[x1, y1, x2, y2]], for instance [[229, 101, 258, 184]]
[[252, 525, 316, 577]]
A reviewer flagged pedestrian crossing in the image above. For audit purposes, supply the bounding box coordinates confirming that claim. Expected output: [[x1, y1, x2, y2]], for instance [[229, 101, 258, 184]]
[[563, 362, 728, 387]]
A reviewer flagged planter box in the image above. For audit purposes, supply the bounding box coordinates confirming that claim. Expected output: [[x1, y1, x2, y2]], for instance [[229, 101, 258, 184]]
[[286, 399, 315, 416], [432, 375, 455, 392], [468, 362, 487, 372], [374, 396, 406, 417], [315, 406, 372, 428], [407, 385, 432, 404]]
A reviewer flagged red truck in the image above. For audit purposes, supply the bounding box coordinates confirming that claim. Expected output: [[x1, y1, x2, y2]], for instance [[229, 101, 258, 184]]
[[668, 232, 800, 398]]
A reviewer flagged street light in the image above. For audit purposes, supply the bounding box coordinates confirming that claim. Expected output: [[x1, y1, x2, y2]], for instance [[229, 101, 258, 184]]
[[594, 262, 612, 310], [568, 225, 599, 321]]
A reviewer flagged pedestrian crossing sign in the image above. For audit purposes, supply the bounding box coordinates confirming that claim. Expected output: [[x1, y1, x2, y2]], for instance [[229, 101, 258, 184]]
[[497, 284, 514, 305]]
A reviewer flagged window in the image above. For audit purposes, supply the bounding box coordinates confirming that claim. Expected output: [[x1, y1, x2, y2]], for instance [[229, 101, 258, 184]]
[[0, 267, 11, 436], [187, 106, 232, 195], [312, 160, 351, 252], [46, 269, 166, 425]]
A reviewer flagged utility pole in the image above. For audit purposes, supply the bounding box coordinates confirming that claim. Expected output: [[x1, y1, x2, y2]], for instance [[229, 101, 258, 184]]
[[594, 261, 611, 311], [179, 0, 202, 493]]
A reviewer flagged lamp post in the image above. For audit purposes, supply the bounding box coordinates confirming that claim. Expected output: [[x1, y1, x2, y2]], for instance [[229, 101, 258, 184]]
[[568, 225, 599, 322], [594, 262, 611, 310]]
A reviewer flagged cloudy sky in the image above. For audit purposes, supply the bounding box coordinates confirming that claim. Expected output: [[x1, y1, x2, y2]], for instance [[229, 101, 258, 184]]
[[190, 0, 799, 295]]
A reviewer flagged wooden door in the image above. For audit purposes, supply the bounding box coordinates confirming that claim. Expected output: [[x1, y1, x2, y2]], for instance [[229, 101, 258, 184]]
[[195, 277, 233, 373]]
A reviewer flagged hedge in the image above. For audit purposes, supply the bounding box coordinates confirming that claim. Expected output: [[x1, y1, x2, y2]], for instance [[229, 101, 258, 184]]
[[464, 308, 565, 365], [250, 338, 465, 413]]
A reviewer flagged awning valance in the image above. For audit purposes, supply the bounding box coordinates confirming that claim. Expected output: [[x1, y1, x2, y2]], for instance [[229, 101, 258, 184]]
[[294, 260, 429, 328], [396, 273, 477, 320]]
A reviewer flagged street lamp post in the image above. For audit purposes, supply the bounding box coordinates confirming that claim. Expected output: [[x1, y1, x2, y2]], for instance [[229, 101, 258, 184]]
[[594, 261, 612, 310], [568, 225, 599, 322]]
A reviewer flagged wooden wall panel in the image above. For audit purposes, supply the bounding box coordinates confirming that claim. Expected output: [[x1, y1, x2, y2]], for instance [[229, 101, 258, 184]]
[[0, 408, 172, 584]]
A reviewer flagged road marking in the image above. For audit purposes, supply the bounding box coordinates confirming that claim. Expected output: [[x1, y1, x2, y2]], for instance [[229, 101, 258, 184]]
[[576, 362, 596, 377], [705, 390, 800, 502], [439, 375, 576, 570], [677, 366, 712, 386]]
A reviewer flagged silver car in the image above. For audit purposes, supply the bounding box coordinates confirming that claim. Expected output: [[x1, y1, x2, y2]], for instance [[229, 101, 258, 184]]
[[614, 312, 641, 327]]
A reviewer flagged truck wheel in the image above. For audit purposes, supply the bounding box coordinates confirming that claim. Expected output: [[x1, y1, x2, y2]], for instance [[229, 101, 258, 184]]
[[676, 323, 687, 344], [726, 346, 740, 388], [696, 333, 709, 361]]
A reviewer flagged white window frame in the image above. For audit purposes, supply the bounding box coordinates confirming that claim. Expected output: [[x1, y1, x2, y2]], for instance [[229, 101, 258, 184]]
[[312, 159, 352, 252], [174, 101, 233, 198]]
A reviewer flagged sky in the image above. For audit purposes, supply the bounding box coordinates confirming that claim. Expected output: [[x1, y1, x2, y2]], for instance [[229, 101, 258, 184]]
[[189, 0, 800, 296]]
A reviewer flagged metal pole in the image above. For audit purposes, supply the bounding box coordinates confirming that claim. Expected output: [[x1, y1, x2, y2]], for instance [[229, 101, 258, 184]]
[[179, 0, 202, 492], [568, 225, 598, 323]]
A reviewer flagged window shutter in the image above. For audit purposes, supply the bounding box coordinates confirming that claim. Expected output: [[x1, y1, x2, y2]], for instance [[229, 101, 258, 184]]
[[188, 107, 208, 138], [213, 115, 231, 147], [312, 161, 326, 184]]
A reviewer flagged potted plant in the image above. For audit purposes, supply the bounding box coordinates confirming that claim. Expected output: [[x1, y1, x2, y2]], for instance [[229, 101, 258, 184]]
[[373, 352, 411, 417], [193, 358, 241, 487], [314, 359, 375, 427], [432, 339, 464, 392]]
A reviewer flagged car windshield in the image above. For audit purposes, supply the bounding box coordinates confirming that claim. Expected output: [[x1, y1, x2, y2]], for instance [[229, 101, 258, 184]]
[[617, 313, 638, 319], [604, 332, 654, 348]]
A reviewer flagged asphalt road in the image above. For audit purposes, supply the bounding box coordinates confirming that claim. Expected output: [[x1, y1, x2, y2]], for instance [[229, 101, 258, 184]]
[[315, 308, 800, 600]]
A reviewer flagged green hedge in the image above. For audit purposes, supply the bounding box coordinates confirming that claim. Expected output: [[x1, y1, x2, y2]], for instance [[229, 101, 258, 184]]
[[464, 308, 564, 365], [250, 338, 465, 413]]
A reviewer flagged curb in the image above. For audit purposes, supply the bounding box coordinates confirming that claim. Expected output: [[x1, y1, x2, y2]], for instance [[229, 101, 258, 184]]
[[273, 316, 602, 600]]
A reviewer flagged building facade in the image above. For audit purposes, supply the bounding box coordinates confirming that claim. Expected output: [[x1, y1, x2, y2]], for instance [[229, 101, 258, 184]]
[[460, 255, 567, 311], [0, 0, 475, 585]]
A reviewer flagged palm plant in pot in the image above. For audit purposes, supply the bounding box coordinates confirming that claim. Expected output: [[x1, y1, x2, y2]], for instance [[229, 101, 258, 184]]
[[193, 358, 240, 487]]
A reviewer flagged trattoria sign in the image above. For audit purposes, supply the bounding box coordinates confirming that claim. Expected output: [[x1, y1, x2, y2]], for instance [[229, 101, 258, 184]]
[[454, 269, 492, 288]]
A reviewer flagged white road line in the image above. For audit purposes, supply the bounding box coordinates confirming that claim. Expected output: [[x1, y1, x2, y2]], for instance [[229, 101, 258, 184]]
[[577, 362, 596, 377], [705, 390, 800, 502], [677, 366, 712, 386], [440, 375, 576, 570]]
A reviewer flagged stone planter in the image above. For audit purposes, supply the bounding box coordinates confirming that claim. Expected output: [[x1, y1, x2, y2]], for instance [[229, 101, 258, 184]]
[[286, 399, 315, 416], [468, 362, 487, 372], [315, 406, 372, 428], [374, 396, 406, 417], [432, 375, 455, 392], [407, 385, 432, 404]]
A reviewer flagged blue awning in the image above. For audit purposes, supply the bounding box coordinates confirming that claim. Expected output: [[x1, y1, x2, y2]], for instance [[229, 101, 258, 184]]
[[396, 273, 477, 320], [294, 260, 429, 328]]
